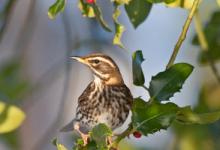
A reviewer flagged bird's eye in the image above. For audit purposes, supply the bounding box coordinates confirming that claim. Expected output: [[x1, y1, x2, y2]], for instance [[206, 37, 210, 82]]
[[93, 59, 100, 64]]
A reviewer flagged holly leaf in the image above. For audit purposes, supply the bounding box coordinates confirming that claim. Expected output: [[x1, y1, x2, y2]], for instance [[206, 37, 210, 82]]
[[48, 0, 66, 19], [132, 50, 145, 86], [113, 4, 125, 48], [112, 0, 131, 5], [0, 102, 26, 134], [86, 141, 97, 150], [165, 0, 198, 9], [177, 106, 220, 124], [92, 3, 112, 32], [90, 123, 112, 150], [132, 98, 179, 136], [192, 11, 220, 64], [52, 138, 68, 150], [125, 0, 152, 28], [78, 0, 95, 18], [149, 63, 194, 101]]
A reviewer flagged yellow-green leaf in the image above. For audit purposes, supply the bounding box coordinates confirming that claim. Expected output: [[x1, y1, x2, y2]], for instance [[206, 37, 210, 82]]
[[0, 102, 26, 134], [52, 138, 68, 150], [112, 4, 125, 48], [78, 0, 95, 18], [218, 0, 220, 6], [48, 0, 66, 19], [165, 0, 200, 10], [111, 0, 131, 5], [177, 106, 220, 124]]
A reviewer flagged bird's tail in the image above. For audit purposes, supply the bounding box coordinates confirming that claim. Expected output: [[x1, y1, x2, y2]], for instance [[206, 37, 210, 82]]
[[60, 119, 75, 132]]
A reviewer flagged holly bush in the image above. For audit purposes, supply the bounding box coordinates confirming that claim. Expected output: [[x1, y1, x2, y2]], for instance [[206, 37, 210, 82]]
[[47, 0, 220, 150], [1, 0, 220, 149]]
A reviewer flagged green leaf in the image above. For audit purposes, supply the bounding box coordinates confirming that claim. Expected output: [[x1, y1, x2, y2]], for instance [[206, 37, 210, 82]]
[[92, 3, 112, 32], [112, 0, 131, 5], [112, 3, 125, 48], [0, 131, 20, 150], [132, 50, 145, 86], [192, 11, 220, 64], [125, 0, 152, 28], [90, 123, 112, 150], [149, 63, 194, 101], [0, 101, 26, 134], [78, 0, 95, 18], [177, 106, 220, 124], [146, 0, 176, 4], [132, 98, 179, 136], [48, 0, 66, 19], [165, 0, 197, 9], [86, 141, 97, 150], [0, 61, 29, 102], [52, 138, 68, 150]]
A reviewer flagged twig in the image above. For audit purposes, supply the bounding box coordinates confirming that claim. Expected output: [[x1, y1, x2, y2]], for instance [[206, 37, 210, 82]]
[[194, 11, 220, 83], [166, 0, 201, 69]]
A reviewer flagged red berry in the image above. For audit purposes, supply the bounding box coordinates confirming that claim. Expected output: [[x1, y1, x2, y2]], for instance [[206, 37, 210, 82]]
[[133, 131, 142, 138], [86, 0, 95, 4]]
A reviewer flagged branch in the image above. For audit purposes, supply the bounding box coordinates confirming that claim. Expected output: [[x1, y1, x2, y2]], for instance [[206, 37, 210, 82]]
[[166, 0, 201, 69], [194, 11, 220, 83]]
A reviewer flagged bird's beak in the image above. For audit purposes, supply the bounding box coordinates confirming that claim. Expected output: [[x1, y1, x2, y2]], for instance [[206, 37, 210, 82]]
[[70, 56, 87, 64]]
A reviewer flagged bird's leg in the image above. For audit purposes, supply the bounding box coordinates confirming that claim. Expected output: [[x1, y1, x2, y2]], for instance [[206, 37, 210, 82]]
[[74, 123, 89, 146], [107, 136, 113, 145]]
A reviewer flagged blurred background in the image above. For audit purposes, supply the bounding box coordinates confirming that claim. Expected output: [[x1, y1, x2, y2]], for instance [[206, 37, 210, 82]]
[[0, 0, 220, 150]]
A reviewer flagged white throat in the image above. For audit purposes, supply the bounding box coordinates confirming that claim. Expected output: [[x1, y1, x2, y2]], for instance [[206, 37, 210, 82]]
[[94, 75, 102, 85]]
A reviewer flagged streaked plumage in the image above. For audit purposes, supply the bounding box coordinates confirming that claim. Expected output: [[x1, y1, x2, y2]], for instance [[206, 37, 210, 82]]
[[61, 53, 133, 136]]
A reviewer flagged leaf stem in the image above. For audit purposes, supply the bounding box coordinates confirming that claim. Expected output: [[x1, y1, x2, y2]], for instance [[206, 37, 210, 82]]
[[166, 0, 200, 69], [194, 11, 220, 83]]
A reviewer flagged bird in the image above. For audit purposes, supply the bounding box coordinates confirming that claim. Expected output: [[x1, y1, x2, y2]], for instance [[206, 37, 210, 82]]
[[60, 53, 133, 144]]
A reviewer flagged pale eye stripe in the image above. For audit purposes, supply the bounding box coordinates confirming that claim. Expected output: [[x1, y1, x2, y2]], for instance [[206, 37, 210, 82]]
[[92, 68, 109, 79], [88, 57, 115, 68]]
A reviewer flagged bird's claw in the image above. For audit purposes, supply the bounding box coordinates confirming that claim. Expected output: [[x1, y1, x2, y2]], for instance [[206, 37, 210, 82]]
[[81, 133, 89, 146]]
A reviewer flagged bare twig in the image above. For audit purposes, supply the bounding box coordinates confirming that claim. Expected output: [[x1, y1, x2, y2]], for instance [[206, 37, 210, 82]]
[[166, 0, 201, 69], [194, 11, 220, 83]]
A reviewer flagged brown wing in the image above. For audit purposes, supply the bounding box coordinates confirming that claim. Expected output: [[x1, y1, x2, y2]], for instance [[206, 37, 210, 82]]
[[121, 84, 133, 108], [78, 82, 95, 104]]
